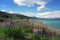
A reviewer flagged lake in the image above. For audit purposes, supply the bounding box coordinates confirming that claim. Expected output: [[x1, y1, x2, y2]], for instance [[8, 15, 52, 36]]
[[30, 19, 60, 29]]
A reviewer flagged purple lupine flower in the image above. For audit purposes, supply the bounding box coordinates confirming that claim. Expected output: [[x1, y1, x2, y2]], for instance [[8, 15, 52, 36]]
[[53, 32, 57, 36], [21, 23, 26, 27], [37, 29, 42, 35], [47, 32, 51, 37], [11, 22, 17, 27], [2, 21, 10, 26]]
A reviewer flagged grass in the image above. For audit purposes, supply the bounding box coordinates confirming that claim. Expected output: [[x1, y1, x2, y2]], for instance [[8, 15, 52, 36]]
[[0, 19, 60, 40]]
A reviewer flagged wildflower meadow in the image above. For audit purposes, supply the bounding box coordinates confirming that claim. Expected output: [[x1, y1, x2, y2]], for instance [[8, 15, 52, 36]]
[[0, 19, 60, 40]]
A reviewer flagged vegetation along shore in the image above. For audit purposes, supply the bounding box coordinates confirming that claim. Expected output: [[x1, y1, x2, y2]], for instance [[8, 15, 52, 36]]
[[0, 11, 60, 40]]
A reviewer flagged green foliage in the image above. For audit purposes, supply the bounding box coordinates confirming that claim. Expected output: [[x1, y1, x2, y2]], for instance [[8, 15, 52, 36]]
[[0, 26, 60, 40], [31, 34, 41, 40], [0, 18, 5, 22], [24, 27, 33, 33], [4, 27, 25, 39]]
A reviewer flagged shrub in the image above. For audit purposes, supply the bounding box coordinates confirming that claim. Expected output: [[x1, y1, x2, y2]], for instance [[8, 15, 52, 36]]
[[31, 34, 41, 40], [0, 19, 5, 22], [4, 27, 25, 40], [24, 27, 33, 33]]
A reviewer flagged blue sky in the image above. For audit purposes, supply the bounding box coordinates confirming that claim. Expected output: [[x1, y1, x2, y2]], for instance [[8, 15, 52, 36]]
[[0, 0, 60, 18]]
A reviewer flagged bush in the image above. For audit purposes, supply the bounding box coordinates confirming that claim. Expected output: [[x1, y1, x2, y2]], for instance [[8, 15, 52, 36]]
[[31, 34, 41, 40], [24, 27, 33, 33], [0, 26, 60, 40], [3, 27, 25, 40], [0, 19, 5, 22]]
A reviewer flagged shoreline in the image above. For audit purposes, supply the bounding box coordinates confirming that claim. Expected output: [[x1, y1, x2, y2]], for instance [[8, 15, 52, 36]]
[[0, 19, 60, 35], [30, 19, 60, 29], [30, 21, 60, 35]]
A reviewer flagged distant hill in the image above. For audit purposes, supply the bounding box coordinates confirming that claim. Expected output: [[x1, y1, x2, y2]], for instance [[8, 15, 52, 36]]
[[0, 11, 37, 19], [0, 11, 28, 19], [0, 11, 60, 20], [38, 18, 60, 21]]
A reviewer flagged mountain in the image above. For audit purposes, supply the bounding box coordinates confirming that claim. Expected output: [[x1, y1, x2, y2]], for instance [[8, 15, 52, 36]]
[[0, 11, 37, 19], [0, 11, 28, 19], [38, 18, 60, 21]]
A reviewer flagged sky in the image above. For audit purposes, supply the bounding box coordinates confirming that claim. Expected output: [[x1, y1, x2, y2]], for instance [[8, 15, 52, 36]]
[[0, 0, 60, 18]]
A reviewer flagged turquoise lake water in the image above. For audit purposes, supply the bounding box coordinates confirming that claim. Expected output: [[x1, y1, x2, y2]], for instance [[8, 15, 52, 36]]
[[30, 19, 60, 29], [41, 20, 60, 29]]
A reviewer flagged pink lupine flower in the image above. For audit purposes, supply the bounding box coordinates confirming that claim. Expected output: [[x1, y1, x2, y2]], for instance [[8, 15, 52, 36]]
[[33, 28, 42, 34], [33, 29, 38, 33]]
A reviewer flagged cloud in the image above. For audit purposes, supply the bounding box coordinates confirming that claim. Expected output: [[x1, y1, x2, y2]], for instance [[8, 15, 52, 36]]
[[13, 0, 51, 11], [1, 10, 6, 12], [36, 11, 60, 18], [9, 10, 15, 14], [37, 5, 45, 11], [19, 10, 60, 18], [19, 12, 35, 17]]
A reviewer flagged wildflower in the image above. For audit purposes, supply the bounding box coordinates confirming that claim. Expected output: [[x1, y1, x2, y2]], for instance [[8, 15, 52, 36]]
[[33, 28, 42, 34], [33, 28, 38, 33], [37, 29, 42, 35], [53, 32, 57, 36], [11, 22, 17, 27], [47, 32, 51, 37], [2, 21, 10, 26], [21, 23, 26, 27]]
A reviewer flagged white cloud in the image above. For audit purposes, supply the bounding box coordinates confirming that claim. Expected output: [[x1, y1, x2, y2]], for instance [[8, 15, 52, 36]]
[[9, 10, 15, 14], [36, 11, 60, 18], [37, 5, 45, 11], [1, 10, 6, 12], [19, 11, 60, 18], [13, 0, 51, 11], [19, 12, 35, 17]]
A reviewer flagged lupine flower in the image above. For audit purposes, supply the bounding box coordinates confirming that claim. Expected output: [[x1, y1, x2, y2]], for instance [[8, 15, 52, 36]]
[[33, 28, 42, 34], [1, 21, 17, 27], [47, 32, 51, 37], [21, 23, 26, 27], [11, 22, 17, 27], [53, 32, 57, 36], [2, 21, 10, 26], [37, 29, 42, 34], [33, 28, 38, 33]]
